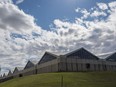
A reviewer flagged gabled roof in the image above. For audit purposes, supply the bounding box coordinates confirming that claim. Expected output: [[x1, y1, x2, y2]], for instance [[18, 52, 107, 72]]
[[24, 60, 37, 69], [65, 48, 99, 60], [13, 67, 24, 73], [17, 67, 24, 71], [106, 52, 116, 61], [8, 70, 12, 76], [98, 52, 113, 59], [3, 73, 6, 77], [31, 60, 38, 65], [38, 52, 58, 64], [0, 75, 2, 78]]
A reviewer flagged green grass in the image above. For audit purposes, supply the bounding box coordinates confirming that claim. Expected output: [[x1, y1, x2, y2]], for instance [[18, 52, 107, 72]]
[[0, 72, 116, 87]]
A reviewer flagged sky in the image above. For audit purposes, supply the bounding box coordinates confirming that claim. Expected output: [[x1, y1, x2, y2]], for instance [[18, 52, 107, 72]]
[[0, 0, 116, 75]]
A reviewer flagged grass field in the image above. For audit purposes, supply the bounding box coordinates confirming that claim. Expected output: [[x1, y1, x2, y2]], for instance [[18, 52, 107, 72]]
[[0, 72, 116, 87]]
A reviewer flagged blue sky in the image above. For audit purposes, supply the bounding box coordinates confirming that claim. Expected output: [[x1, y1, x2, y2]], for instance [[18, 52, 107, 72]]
[[15, 0, 115, 30], [0, 0, 116, 74]]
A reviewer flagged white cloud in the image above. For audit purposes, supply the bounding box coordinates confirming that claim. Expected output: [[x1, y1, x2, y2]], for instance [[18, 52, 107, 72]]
[[90, 10, 107, 17], [97, 3, 108, 10], [0, 2, 37, 33], [0, 1, 116, 75], [16, 0, 24, 4], [108, 1, 116, 13], [0, 1, 44, 74], [0, 0, 12, 3], [75, 8, 80, 12], [75, 8, 90, 19], [75, 6, 107, 18]]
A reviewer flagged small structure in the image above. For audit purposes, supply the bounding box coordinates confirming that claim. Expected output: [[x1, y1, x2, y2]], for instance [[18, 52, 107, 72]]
[[38, 52, 58, 64], [13, 67, 23, 74], [58, 48, 100, 72], [7, 70, 12, 76], [13, 67, 24, 78], [2, 70, 14, 82], [24, 60, 37, 69], [22, 60, 38, 76], [37, 52, 58, 73], [3, 73, 6, 78], [106, 52, 116, 61], [0, 75, 2, 79], [105, 52, 116, 71]]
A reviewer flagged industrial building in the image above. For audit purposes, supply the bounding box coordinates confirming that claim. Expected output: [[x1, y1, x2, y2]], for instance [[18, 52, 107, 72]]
[[0, 48, 116, 83]]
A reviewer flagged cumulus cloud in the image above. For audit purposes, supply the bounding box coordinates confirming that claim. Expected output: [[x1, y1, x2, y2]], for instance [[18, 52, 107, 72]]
[[53, 1, 116, 55], [0, 2, 37, 33], [0, 1, 116, 75], [0, 1, 43, 74], [0, 0, 12, 3], [16, 0, 24, 4], [97, 3, 108, 10], [90, 10, 107, 17]]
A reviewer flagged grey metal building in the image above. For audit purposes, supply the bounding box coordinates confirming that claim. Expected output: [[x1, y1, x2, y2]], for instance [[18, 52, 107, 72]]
[[0, 48, 116, 83]]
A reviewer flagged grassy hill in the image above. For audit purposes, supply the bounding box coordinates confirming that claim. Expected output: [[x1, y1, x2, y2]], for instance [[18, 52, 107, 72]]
[[0, 72, 116, 87]]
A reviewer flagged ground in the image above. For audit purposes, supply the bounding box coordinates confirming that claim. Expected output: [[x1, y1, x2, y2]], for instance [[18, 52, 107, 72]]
[[0, 72, 116, 87]]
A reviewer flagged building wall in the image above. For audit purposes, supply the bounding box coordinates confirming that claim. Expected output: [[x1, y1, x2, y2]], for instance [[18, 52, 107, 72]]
[[58, 56, 116, 72], [37, 59, 59, 74], [1, 57, 116, 83], [22, 66, 37, 76]]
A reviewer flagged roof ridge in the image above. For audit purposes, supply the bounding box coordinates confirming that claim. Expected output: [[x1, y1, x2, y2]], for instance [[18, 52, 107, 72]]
[[38, 51, 58, 64], [45, 51, 58, 57], [106, 52, 116, 59], [65, 47, 99, 59], [16, 67, 24, 71], [65, 47, 85, 56]]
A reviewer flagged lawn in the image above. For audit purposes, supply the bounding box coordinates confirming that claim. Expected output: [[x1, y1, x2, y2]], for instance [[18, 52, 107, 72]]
[[0, 72, 116, 87]]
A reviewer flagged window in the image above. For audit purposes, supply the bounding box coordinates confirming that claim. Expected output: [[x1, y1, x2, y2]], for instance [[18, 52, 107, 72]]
[[86, 63, 90, 69], [19, 74, 23, 77]]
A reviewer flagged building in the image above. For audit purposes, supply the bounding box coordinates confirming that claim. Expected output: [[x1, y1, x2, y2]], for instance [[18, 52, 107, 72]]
[[0, 47, 116, 83], [13, 67, 24, 78], [106, 52, 116, 61], [22, 60, 38, 76], [7, 70, 12, 76], [58, 48, 100, 72]]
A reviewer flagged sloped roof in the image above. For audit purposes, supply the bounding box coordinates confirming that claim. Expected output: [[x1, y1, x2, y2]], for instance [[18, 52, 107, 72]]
[[106, 52, 116, 61], [98, 52, 113, 59], [0, 75, 2, 78], [8, 70, 12, 76], [24, 60, 37, 69], [13, 67, 24, 73], [31, 60, 38, 65], [3, 73, 6, 77], [38, 52, 58, 64], [17, 67, 24, 71], [65, 48, 99, 60]]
